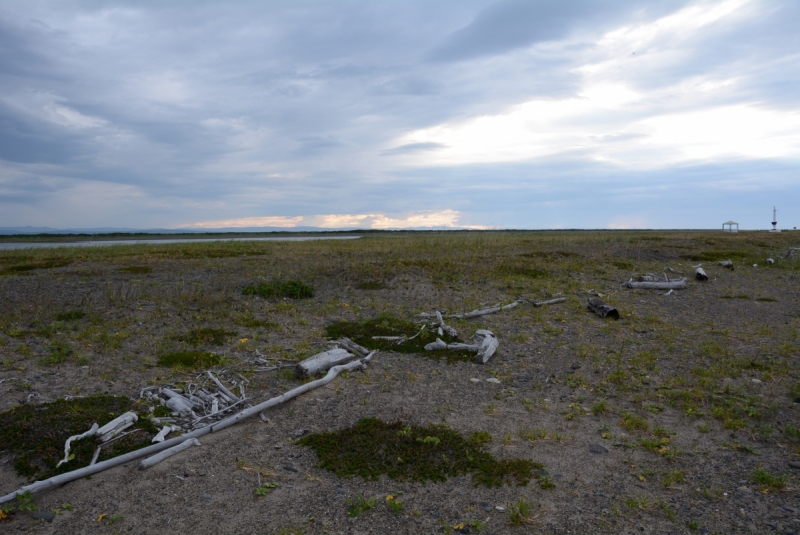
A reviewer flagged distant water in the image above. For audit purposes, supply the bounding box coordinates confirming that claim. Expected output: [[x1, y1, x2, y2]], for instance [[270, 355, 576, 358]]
[[0, 236, 361, 250]]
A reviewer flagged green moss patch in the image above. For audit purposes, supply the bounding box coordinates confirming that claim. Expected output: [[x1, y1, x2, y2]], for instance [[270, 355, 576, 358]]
[[356, 281, 386, 290], [176, 327, 237, 346], [39, 341, 75, 366], [1, 259, 71, 275], [296, 418, 544, 487], [325, 315, 471, 362], [0, 395, 157, 480], [495, 262, 550, 279], [680, 250, 750, 262], [118, 265, 152, 274], [243, 279, 314, 299], [720, 294, 750, 300], [157, 350, 226, 369], [55, 310, 85, 321]]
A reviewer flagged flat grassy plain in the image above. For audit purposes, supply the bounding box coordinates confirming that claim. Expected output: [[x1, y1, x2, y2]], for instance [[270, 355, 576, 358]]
[[0, 230, 798, 534]]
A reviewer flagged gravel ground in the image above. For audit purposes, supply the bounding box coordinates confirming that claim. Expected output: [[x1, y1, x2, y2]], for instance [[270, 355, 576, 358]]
[[0, 232, 799, 534]]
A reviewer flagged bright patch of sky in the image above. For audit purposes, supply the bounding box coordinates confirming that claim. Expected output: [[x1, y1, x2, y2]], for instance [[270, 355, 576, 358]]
[[0, 0, 798, 230]]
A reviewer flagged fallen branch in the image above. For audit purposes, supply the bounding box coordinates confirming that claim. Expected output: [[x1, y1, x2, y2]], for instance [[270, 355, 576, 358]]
[[695, 267, 708, 281], [207, 372, 241, 403], [295, 348, 357, 378], [424, 330, 499, 364], [450, 297, 564, 319], [56, 424, 99, 468], [97, 412, 138, 443], [587, 298, 620, 320], [718, 260, 734, 270], [0, 351, 378, 505], [139, 438, 201, 470], [623, 279, 688, 290]]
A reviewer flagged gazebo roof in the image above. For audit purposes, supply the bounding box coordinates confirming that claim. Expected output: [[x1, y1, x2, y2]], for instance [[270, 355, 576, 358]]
[[723, 221, 738, 225]]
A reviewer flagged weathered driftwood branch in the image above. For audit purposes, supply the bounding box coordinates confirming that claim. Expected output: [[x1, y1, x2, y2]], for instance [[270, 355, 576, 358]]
[[97, 412, 138, 443], [695, 268, 708, 281], [587, 298, 620, 320], [334, 337, 370, 357], [151, 425, 180, 444], [0, 351, 378, 505], [623, 279, 688, 290], [434, 311, 458, 337], [450, 296, 564, 319], [57, 424, 99, 467], [295, 348, 356, 378], [424, 330, 498, 364], [719, 260, 734, 270], [474, 330, 499, 364], [139, 438, 201, 470], [207, 372, 241, 403]]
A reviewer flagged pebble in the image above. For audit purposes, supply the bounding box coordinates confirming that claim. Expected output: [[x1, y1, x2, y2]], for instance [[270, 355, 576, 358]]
[[284, 465, 298, 473], [752, 379, 762, 384], [486, 378, 501, 384], [565, 370, 575, 374], [789, 461, 800, 469], [589, 443, 608, 454], [31, 511, 55, 523], [495, 506, 505, 511], [469, 378, 481, 383], [200, 493, 211, 500], [571, 363, 581, 370], [335, 488, 346, 494]]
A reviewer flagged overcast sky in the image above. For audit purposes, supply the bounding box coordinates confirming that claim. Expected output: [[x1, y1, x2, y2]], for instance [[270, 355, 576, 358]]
[[1, 0, 798, 230]]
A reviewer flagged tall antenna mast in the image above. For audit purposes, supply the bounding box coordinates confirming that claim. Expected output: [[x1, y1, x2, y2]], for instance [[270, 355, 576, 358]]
[[772, 206, 778, 232]]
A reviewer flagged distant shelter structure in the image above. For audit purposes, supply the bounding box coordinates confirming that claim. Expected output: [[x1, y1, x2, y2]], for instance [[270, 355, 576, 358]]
[[722, 221, 739, 233]]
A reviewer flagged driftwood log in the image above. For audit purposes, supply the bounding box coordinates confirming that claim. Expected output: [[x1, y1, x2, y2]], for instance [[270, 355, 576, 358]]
[[0, 351, 377, 505], [695, 268, 708, 281], [295, 348, 356, 378], [719, 260, 734, 270], [449, 297, 565, 319], [139, 438, 201, 469], [623, 280, 688, 290], [587, 298, 620, 320], [424, 330, 499, 364]]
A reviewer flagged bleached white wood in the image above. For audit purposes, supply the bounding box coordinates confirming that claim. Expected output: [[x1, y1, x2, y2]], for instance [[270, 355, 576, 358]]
[[623, 280, 688, 290], [295, 348, 357, 378], [139, 438, 201, 469], [474, 330, 499, 364], [695, 267, 708, 281], [97, 412, 138, 443], [718, 260, 734, 270], [334, 337, 370, 357], [210, 351, 377, 433], [0, 351, 378, 505], [56, 423, 99, 467], [207, 372, 241, 403], [151, 425, 180, 443]]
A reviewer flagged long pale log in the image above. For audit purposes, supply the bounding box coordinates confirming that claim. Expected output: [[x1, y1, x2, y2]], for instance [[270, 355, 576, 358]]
[[295, 348, 356, 378], [623, 280, 688, 290], [718, 260, 734, 270], [587, 298, 620, 320], [139, 438, 201, 469], [209, 351, 376, 433], [0, 352, 377, 505]]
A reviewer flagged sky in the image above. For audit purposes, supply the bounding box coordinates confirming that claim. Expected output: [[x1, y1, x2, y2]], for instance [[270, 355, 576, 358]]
[[0, 0, 798, 231]]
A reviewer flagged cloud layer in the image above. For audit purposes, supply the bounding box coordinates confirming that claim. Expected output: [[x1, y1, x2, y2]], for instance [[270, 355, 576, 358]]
[[0, 0, 798, 230]]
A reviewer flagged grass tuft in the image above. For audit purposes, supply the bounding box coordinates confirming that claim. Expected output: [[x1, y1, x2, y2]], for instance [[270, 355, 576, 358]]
[[176, 327, 237, 346], [243, 280, 314, 299], [157, 351, 226, 369]]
